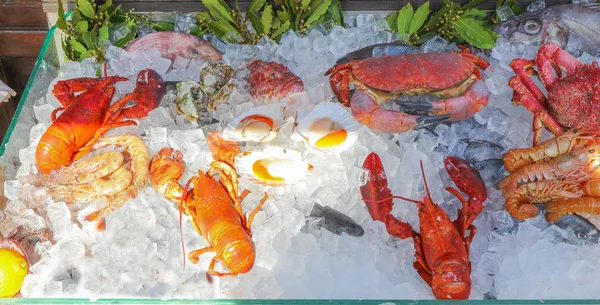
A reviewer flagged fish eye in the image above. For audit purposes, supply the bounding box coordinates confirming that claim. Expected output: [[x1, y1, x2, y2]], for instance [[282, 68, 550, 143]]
[[523, 20, 540, 34], [192, 50, 199, 57], [577, 232, 589, 239]]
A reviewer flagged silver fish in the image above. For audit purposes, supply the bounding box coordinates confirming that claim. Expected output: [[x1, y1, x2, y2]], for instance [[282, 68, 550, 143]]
[[335, 42, 420, 64], [553, 214, 600, 245], [125, 31, 223, 62], [306, 203, 364, 237], [472, 159, 508, 188], [495, 3, 600, 56], [464, 139, 506, 163]]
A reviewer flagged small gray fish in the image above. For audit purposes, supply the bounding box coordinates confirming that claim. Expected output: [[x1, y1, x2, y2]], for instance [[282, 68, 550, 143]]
[[495, 3, 600, 56], [335, 42, 420, 64], [308, 203, 364, 237], [554, 214, 600, 245], [463, 139, 506, 163]]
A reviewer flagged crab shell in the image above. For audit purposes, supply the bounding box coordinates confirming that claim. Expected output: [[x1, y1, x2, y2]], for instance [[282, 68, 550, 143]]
[[234, 147, 314, 187], [222, 103, 292, 142], [292, 102, 359, 154]]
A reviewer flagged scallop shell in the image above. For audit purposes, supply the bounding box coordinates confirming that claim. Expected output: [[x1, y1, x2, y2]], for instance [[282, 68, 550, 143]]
[[222, 103, 292, 142], [291, 102, 359, 154], [234, 147, 314, 187]]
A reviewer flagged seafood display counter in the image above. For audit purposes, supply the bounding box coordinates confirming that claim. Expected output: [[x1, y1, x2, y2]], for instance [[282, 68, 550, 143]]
[[2, 2, 600, 303]]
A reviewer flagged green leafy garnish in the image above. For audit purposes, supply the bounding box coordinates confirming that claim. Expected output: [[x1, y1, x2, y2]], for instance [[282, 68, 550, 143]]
[[384, 0, 499, 49], [194, 0, 342, 44], [56, 0, 147, 62]]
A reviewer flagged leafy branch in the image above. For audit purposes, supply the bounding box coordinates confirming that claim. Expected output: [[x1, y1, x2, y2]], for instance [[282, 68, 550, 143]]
[[194, 0, 344, 44], [385, 0, 499, 50], [55, 0, 148, 62]]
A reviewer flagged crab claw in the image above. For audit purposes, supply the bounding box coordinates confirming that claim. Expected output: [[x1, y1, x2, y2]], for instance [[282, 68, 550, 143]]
[[395, 79, 489, 122], [120, 69, 166, 119], [444, 156, 487, 236], [149, 148, 186, 202], [352, 90, 451, 133]]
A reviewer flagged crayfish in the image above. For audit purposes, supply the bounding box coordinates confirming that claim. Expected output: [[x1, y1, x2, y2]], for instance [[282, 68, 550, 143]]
[[149, 132, 268, 276], [360, 153, 487, 299]]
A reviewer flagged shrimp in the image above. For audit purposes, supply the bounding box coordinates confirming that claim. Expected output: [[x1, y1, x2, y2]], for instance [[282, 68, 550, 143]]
[[91, 134, 150, 190], [505, 180, 582, 220], [503, 129, 600, 172], [23, 151, 124, 186], [47, 166, 133, 203], [499, 145, 600, 196]]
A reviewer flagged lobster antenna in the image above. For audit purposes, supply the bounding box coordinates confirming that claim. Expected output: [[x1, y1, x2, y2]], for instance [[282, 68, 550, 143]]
[[390, 195, 420, 204], [420, 160, 432, 199], [103, 61, 108, 78]]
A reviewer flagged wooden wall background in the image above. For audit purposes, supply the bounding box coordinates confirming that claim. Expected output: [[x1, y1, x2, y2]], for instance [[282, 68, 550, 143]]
[[0, 0, 48, 143]]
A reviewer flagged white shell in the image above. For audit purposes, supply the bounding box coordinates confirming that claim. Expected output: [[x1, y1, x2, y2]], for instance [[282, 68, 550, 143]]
[[234, 146, 314, 187], [291, 102, 359, 154], [222, 103, 292, 142]]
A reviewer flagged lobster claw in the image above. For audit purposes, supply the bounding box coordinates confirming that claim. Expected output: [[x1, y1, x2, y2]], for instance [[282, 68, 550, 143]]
[[120, 69, 167, 119], [362, 152, 389, 190]]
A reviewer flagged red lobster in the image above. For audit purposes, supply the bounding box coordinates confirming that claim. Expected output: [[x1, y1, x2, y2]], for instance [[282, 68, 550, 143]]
[[149, 132, 268, 276], [36, 69, 165, 174], [360, 153, 487, 299]]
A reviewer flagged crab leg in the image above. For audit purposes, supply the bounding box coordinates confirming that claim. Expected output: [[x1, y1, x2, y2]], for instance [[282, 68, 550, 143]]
[[351, 90, 449, 133], [395, 79, 489, 122], [508, 70, 564, 146]]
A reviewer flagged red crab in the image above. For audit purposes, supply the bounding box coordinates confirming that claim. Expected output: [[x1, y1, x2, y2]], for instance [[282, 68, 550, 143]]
[[246, 60, 304, 102], [325, 47, 490, 133], [509, 43, 600, 146]]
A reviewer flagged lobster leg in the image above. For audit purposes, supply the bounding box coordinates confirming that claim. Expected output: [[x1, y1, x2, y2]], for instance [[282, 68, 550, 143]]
[[207, 256, 238, 277], [245, 192, 269, 237], [188, 246, 214, 264], [412, 235, 433, 286]]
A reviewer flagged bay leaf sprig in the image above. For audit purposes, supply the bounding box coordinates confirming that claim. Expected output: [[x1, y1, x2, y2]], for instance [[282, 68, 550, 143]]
[[385, 0, 499, 50], [56, 0, 148, 62], [194, 0, 343, 44]]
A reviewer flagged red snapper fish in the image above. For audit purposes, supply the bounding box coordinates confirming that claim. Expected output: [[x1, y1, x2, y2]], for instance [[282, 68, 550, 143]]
[[125, 32, 223, 62]]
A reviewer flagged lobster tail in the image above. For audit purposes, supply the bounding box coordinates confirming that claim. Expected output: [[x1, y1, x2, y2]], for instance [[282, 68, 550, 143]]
[[36, 123, 78, 174]]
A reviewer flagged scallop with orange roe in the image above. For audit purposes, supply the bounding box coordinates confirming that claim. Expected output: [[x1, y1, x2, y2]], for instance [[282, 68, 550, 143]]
[[222, 103, 293, 142], [234, 147, 314, 187], [292, 102, 359, 154]]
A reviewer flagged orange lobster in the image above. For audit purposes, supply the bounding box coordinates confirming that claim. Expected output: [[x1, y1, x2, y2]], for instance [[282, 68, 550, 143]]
[[36, 69, 165, 174], [360, 153, 487, 299], [149, 132, 268, 276]]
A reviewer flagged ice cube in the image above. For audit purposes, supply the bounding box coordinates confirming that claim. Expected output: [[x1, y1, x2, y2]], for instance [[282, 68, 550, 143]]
[[421, 36, 449, 53], [487, 109, 509, 135], [149, 127, 168, 153], [492, 210, 516, 231], [28, 123, 48, 145], [106, 45, 128, 61], [152, 58, 172, 76], [46, 201, 73, 237], [356, 14, 376, 28], [175, 14, 196, 33], [477, 252, 503, 275], [33, 103, 56, 126], [516, 222, 540, 245], [290, 233, 319, 256], [496, 5, 515, 22], [527, 0, 545, 12]]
